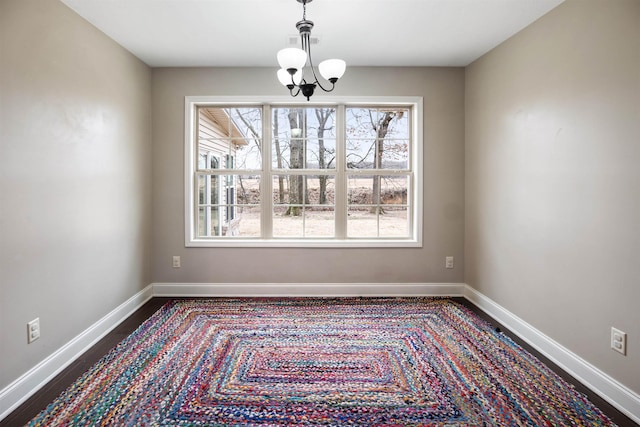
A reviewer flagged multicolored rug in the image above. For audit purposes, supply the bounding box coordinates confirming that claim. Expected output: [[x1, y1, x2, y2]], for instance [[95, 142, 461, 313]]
[[29, 298, 616, 426]]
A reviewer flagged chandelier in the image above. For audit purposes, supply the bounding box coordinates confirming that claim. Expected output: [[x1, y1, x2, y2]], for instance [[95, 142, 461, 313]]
[[276, 0, 346, 101]]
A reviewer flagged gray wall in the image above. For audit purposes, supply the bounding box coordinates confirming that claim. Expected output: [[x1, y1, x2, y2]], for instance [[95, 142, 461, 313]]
[[0, 0, 152, 389], [4, 0, 637, 411], [151, 67, 465, 284], [465, 0, 640, 393]]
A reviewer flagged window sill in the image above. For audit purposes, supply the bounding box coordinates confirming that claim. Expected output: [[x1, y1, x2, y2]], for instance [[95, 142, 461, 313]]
[[185, 238, 422, 248]]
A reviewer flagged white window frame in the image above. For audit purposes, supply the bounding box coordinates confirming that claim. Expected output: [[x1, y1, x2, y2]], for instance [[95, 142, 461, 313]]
[[184, 96, 423, 248]]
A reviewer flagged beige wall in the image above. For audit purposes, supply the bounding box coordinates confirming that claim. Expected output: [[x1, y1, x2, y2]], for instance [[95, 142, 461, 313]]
[[465, 0, 640, 393], [151, 67, 465, 284], [0, 0, 152, 389]]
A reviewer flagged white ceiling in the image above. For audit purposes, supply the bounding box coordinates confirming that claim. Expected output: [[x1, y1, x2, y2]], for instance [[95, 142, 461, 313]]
[[60, 0, 564, 68]]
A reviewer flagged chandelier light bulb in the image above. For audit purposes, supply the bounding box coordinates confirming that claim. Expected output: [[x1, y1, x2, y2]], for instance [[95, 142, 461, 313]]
[[318, 59, 346, 83], [277, 48, 307, 74], [277, 68, 303, 87]]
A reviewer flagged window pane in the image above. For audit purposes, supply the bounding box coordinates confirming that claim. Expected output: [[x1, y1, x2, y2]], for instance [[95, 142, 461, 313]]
[[305, 206, 334, 238], [381, 139, 409, 169], [272, 107, 336, 169], [379, 206, 409, 237], [273, 205, 304, 237], [229, 175, 261, 237], [348, 175, 409, 206], [227, 107, 262, 138], [198, 141, 247, 170], [230, 206, 261, 237], [197, 144, 226, 170], [346, 107, 410, 170], [273, 175, 302, 205], [347, 175, 409, 237], [274, 175, 335, 206], [273, 174, 304, 237], [308, 176, 335, 205], [198, 206, 263, 238], [346, 108, 378, 139], [197, 175, 260, 238], [347, 206, 378, 238], [198, 206, 221, 237], [273, 206, 335, 238], [346, 139, 376, 169], [348, 176, 374, 205], [198, 175, 220, 205], [234, 142, 262, 170], [380, 175, 409, 205], [198, 107, 262, 170], [273, 175, 335, 238], [307, 136, 336, 169], [235, 175, 261, 206], [198, 174, 266, 207], [308, 107, 336, 169], [347, 206, 409, 238]]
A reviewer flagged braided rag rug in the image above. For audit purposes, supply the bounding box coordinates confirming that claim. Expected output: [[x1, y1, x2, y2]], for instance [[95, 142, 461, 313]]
[[30, 298, 615, 426]]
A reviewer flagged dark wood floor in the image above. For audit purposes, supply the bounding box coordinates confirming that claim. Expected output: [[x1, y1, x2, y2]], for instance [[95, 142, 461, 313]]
[[1, 298, 172, 427], [456, 298, 638, 427], [1, 297, 637, 426]]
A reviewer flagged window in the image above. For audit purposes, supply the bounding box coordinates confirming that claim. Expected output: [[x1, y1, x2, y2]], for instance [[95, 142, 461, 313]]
[[185, 97, 422, 247]]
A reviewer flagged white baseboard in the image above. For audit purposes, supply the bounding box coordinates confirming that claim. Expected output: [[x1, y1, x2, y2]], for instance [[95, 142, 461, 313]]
[[464, 285, 640, 424], [2, 282, 638, 425], [152, 282, 466, 297], [0, 285, 154, 422]]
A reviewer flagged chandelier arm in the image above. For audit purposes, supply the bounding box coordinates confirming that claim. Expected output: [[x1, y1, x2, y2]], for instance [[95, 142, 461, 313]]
[[302, 33, 335, 93], [289, 86, 302, 97]]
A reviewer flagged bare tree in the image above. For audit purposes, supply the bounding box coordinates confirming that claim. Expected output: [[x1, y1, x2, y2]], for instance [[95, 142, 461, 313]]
[[315, 108, 335, 204], [233, 108, 262, 155], [286, 108, 305, 216], [232, 108, 263, 205], [370, 111, 396, 214]]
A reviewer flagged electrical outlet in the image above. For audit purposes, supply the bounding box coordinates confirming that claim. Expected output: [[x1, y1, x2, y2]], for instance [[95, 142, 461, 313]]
[[445, 256, 454, 269], [172, 255, 181, 268], [611, 327, 627, 355], [27, 318, 40, 344]]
